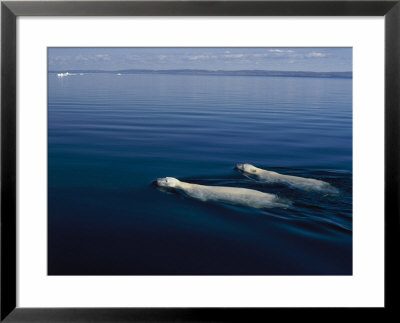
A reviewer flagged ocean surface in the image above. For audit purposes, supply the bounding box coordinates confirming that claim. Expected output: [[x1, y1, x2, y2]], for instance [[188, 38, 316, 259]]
[[48, 73, 352, 275]]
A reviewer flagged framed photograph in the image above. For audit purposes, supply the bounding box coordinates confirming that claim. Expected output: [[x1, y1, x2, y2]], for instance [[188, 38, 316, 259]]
[[1, 0, 399, 321]]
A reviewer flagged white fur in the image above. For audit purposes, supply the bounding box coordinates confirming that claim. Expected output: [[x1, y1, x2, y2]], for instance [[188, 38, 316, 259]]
[[156, 177, 290, 209], [236, 164, 339, 194]]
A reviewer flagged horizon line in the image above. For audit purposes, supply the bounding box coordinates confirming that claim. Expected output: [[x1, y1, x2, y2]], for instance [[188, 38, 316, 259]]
[[49, 68, 352, 73]]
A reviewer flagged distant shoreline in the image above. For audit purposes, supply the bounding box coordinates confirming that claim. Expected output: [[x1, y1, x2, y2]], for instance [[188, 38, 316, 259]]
[[49, 69, 352, 79]]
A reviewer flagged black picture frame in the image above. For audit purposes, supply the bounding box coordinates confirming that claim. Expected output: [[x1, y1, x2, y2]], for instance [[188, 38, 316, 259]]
[[1, 0, 399, 321]]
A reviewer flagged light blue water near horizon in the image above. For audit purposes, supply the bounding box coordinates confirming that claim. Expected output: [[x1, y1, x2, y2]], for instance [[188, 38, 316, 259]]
[[48, 73, 352, 275]]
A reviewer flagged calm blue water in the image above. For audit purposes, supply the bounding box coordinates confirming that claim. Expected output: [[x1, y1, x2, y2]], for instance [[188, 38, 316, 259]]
[[48, 73, 352, 275]]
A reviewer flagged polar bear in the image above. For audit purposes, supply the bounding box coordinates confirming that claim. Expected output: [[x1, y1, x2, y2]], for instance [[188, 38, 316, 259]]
[[156, 177, 291, 209], [236, 163, 338, 194]]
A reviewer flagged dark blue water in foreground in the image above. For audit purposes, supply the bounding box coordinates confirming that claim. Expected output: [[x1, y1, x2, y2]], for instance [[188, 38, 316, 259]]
[[48, 73, 352, 275]]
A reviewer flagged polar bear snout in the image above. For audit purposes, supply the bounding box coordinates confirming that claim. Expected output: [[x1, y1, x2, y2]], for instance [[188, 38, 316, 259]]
[[235, 163, 245, 171], [157, 178, 166, 186]]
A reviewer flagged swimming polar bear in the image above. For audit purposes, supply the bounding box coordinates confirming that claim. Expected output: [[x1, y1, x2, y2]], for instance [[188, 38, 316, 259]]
[[236, 163, 339, 194], [156, 177, 291, 209]]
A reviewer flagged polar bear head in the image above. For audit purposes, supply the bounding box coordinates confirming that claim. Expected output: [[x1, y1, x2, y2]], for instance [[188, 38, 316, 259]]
[[156, 177, 181, 188], [235, 163, 260, 175]]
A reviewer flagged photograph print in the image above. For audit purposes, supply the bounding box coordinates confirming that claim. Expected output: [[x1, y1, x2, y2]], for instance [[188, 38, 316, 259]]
[[48, 47, 352, 275]]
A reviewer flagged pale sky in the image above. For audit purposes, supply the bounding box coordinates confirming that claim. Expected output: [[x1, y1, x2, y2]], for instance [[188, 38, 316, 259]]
[[48, 47, 352, 72]]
